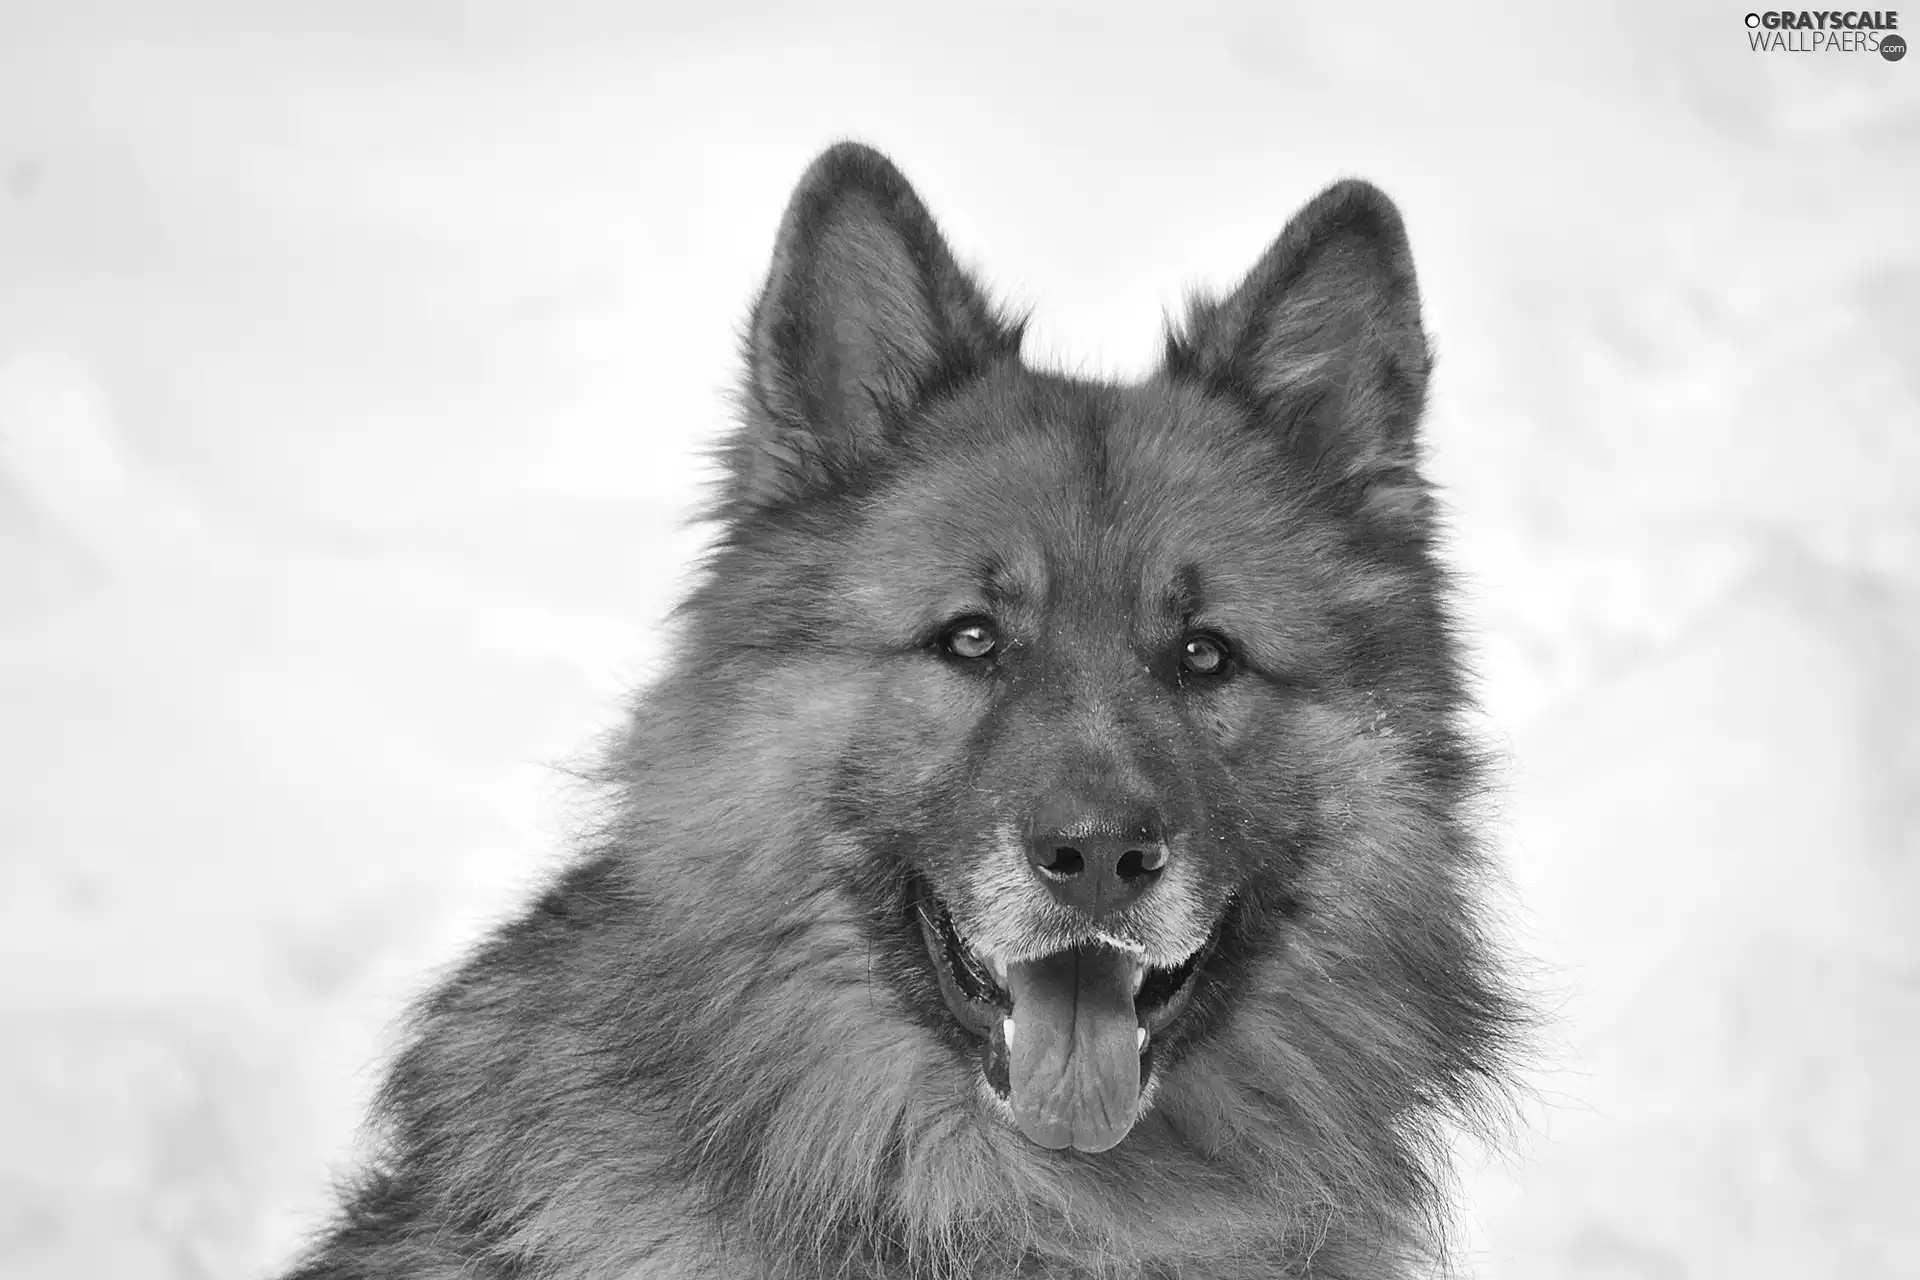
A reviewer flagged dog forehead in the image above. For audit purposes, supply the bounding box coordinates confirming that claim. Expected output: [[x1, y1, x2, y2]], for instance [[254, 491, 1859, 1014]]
[[864, 377, 1283, 573], [837, 375, 1344, 660]]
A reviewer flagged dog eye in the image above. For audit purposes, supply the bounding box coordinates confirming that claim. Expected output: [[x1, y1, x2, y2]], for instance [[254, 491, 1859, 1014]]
[[1178, 632, 1232, 677], [941, 619, 1000, 660]]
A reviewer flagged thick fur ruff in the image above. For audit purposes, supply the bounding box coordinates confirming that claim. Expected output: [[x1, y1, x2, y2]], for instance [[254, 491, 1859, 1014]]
[[285, 143, 1521, 1280]]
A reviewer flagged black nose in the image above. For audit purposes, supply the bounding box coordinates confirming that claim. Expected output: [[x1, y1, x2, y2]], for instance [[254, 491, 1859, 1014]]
[[1025, 804, 1169, 918]]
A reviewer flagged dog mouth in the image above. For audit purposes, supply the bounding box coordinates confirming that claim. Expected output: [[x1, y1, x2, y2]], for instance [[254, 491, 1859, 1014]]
[[908, 878, 1220, 1154]]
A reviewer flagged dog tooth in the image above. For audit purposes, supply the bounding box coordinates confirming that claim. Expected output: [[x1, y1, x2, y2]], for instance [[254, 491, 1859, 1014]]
[[1002, 1018, 1016, 1046], [1137, 1027, 1147, 1051]]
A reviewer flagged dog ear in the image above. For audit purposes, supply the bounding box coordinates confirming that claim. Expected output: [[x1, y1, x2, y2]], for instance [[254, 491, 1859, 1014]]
[[1165, 180, 1433, 526], [725, 143, 1021, 518]]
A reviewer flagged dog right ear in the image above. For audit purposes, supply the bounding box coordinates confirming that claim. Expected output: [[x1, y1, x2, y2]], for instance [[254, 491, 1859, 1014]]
[[722, 143, 1022, 520]]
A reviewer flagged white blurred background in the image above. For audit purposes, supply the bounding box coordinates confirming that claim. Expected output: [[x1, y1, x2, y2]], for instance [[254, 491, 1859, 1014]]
[[2, 2, 1916, 1277]]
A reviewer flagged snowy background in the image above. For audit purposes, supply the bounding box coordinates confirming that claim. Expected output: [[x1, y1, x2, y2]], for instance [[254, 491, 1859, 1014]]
[[2, 3, 1916, 1277]]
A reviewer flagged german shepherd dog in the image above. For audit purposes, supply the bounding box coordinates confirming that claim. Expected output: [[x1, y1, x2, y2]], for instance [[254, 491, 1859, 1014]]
[[285, 143, 1518, 1280]]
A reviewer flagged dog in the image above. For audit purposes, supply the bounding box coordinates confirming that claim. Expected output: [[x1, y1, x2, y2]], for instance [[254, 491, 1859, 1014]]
[[283, 142, 1519, 1280]]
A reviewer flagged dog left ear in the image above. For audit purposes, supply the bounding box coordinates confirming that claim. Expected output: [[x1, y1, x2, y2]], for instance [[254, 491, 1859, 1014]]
[[1165, 180, 1433, 526], [724, 143, 1022, 520]]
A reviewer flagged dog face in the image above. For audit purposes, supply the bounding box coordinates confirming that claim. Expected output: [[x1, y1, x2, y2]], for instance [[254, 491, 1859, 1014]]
[[687, 144, 1464, 1158]]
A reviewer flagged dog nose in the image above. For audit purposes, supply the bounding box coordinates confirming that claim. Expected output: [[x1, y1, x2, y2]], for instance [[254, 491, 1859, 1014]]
[[1025, 806, 1168, 918]]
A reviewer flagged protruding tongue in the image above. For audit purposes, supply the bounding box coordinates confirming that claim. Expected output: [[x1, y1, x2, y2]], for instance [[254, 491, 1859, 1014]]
[[1003, 947, 1142, 1153]]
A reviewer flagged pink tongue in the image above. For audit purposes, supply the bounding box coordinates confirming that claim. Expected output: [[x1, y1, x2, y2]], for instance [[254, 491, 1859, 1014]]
[[1003, 948, 1142, 1153]]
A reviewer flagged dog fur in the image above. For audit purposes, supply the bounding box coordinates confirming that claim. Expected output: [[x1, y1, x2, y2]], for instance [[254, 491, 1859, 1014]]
[[284, 142, 1520, 1280]]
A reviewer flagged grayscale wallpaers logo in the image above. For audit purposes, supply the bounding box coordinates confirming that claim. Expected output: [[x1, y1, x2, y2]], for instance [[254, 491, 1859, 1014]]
[[1745, 10, 1905, 56]]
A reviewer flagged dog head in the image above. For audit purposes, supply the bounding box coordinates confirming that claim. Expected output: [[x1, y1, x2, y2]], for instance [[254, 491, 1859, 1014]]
[[633, 143, 1514, 1271]]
